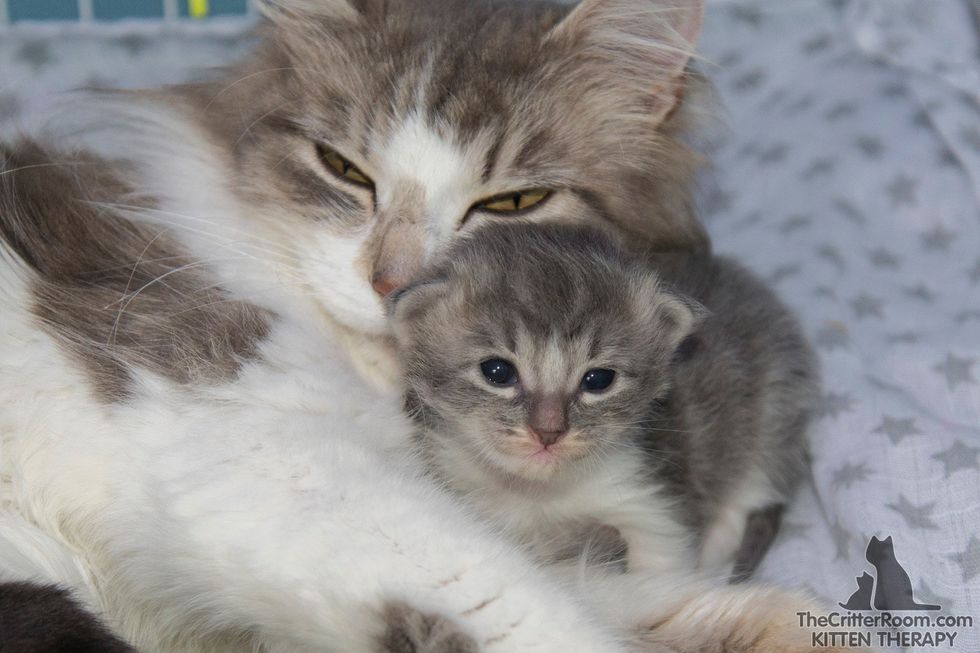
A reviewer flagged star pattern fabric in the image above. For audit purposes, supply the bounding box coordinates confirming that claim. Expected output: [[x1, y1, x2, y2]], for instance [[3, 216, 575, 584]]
[[698, 2, 980, 648], [0, 1, 977, 649]]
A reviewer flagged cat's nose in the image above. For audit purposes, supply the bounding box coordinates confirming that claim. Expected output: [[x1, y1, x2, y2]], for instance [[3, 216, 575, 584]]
[[530, 427, 568, 448], [371, 275, 402, 297]]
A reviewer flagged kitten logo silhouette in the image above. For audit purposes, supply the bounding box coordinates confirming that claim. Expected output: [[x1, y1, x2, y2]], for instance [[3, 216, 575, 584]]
[[839, 536, 940, 611]]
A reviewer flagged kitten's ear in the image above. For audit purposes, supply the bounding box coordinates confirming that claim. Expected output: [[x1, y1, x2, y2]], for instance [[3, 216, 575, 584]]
[[632, 276, 705, 353], [387, 276, 450, 344], [547, 0, 704, 123]]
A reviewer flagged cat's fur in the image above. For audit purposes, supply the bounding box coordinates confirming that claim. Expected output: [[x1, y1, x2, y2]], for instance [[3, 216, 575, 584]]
[[391, 223, 818, 579], [0, 582, 136, 653], [0, 1, 859, 651]]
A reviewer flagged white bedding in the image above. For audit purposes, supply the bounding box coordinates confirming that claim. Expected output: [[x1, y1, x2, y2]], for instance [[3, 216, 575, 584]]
[[1, 1, 978, 650]]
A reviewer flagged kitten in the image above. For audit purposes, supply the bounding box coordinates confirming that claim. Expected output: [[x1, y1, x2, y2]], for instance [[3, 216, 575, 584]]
[[391, 222, 818, 579]]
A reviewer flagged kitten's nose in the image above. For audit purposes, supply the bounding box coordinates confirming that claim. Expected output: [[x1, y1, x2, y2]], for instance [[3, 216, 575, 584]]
[[371, 275, 402, 297], [530, 427, 568, 448]]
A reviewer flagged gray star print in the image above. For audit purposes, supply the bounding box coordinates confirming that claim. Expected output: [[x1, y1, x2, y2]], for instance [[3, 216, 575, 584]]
[[16, 40, 54, 72], [815, 322, 849, 350], [855, 135, 884, 158], [934, 354, 977, 389], [733, 69, 766, 93], [832, 462, 872, 489], [887, 331, 920, 344], [886, 494, 939, 530], [780, 214, 812, 234], [730, 5, 764, 26], [813, 285, 838, 300], [818, 392, 855, 419], [825, 102, 857, 121], [937, 147, 959, 167], [873, 416, 921, 444], [885, 173, 918, 206], [968, 258, 980, 284], [869, 248, 900, 269], [758, 143, 789, 165], [921, 225, 955, 251], [802, 158, 836, 179], [903, 284, 935, 302], [932, 440, 980, 477], [948, 536, 980, 582], [833, 198, 867, 225], [802, 34, 833, 53], [831, 519, 851, 560], [850, 293, 883, 319], [960, 124, 980, 152], [817, 244, 846, 271]]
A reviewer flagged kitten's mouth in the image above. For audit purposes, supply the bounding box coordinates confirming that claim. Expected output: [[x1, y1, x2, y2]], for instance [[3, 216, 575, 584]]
[[528, 448, 559, 465]]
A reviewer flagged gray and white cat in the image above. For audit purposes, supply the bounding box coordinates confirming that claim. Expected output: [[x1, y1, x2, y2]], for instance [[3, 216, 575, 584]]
[[0, 0, 858, 650], [392, 222, 818, 580]]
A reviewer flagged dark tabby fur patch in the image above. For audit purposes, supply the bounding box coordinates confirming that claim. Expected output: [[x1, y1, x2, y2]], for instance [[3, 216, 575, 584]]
[[379, 601, 478, 653], [0, 582, 135, 652], [0, 140, 271, 402]]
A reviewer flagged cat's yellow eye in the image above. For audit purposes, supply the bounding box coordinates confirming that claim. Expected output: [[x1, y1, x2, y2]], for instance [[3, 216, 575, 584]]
[[475, 189, 551, 213], [316, 145, 373, 187]]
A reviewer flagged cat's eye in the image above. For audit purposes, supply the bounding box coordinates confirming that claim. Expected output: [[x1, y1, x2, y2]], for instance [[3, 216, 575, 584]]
[[316, 144, 373, 187], [480, 359, 518, 386], [581, 368, 616, 393], [474, 189, 551, 214]]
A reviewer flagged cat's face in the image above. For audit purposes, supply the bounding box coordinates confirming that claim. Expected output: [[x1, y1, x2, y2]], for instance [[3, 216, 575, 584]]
[[200, 0, 705, 333], [392, 223, 698, 481]]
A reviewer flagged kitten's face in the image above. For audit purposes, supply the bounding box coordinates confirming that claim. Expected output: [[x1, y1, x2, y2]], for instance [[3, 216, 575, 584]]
[[199, 0, 705, 333], [393, 224, 697, 481]]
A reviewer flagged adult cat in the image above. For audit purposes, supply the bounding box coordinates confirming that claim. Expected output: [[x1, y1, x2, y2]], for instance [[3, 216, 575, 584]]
[[0, 1, 854, 651]]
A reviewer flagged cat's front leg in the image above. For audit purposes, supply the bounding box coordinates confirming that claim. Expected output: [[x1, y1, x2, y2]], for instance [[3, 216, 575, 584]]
[[85, 427, 628, 653]]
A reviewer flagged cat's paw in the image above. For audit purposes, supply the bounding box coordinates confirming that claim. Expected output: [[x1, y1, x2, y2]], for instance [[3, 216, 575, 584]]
[[378, 601, 479, 653]]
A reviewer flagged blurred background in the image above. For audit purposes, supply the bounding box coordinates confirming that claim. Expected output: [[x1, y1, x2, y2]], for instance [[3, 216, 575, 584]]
[[2, 1, 979, 650], [1, 0, 250, 22]]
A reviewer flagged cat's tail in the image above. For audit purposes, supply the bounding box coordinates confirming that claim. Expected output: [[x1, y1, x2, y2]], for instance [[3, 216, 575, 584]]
[[0, 513, 102, 612]]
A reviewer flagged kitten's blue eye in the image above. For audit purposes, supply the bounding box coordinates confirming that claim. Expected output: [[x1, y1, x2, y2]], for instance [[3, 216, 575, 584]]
[[581, 368, 616, 393], [480, 359, 518, 386]]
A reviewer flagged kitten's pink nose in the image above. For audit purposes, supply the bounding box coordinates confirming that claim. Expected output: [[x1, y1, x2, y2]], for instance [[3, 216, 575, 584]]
[[371, 275, 402, 297], [530, 427, 568, 448]]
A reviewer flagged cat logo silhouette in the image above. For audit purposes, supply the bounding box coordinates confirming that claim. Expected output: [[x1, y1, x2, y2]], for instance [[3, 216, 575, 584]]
[[839, 536, 940, 611]]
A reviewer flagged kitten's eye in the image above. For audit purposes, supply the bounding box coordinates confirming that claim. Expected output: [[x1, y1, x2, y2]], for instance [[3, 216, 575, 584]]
[[474, 189, 551, 213], [480, 359, 519, 386], [316, 144, 373, 187], [581, 368, 616, 393]]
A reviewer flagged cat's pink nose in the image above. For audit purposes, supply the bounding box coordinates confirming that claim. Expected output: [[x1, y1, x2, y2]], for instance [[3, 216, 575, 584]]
[[530, 427, 567, 448], [371, 275, 402, 297]]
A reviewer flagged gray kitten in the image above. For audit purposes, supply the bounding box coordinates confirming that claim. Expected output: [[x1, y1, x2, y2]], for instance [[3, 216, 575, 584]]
[[391, 223, 818, 579]]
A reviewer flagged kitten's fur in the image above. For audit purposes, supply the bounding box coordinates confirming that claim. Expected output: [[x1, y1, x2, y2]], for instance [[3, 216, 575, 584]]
[[392, 223, 818, 579], [0, 1, 857, 651]]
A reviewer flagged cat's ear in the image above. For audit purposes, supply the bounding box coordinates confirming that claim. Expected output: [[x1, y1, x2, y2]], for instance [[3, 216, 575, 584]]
[[257, 0, 362, 23], [387, 276, 450, 344], [546, 0, 704, 123]]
